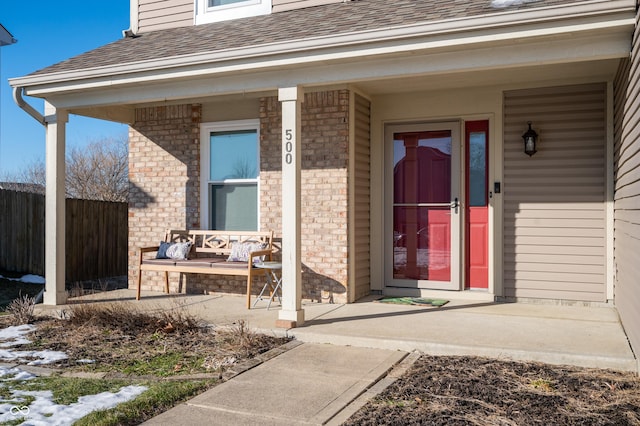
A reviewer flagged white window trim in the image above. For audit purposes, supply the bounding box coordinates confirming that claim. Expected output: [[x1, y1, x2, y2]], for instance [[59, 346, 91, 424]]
[[200, 119, 261, 230], [195, 0, 271, 25]]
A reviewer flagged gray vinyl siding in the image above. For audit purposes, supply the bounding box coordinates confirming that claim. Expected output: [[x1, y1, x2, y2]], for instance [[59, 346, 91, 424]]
[[353, 93, 371, 301], [503, 84, 607, 302], [612, 9, 640, 360], [137, 0, 193, 33], [273, 0, 345, 13]]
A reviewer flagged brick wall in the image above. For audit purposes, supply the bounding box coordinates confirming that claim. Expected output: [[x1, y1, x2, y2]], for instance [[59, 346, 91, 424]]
[[260, 90, 350, 303], [128, 105, 201, 293], [130, 103, 271, 297], [132, 90, 352, 303]]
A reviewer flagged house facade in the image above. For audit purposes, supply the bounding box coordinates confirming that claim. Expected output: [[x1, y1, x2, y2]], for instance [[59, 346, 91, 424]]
[[8, 0, 640, 356]]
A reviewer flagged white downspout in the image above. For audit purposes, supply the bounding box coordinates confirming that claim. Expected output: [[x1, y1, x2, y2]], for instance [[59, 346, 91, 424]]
[[12, 87, 68, 305], [13, 87, 45, 126]]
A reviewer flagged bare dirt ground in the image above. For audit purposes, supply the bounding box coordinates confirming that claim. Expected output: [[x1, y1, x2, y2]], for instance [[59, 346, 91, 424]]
[[345, 355, 640, 425]]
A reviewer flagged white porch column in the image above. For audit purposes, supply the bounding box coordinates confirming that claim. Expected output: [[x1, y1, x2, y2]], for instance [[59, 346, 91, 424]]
[[277, 86, 305, 328], [43, 101, 68, 305]]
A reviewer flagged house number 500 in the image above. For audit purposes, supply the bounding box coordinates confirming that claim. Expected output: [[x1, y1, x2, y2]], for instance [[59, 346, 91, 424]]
[[284, 129, 293, 165]]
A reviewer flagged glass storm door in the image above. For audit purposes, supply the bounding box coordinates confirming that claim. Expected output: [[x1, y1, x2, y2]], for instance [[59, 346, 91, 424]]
[[387, 123, 461, 290]]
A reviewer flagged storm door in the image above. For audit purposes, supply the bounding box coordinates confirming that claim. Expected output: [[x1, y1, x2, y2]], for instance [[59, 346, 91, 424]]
[[386, 122, 461, 290]]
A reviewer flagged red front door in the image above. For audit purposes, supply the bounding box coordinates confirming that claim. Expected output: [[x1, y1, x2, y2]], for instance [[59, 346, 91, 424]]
[[465, 120, 489, 289]]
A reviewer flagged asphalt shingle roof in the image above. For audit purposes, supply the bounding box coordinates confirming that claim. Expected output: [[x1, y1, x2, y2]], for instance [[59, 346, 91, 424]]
[[30, 0, 576, 77]]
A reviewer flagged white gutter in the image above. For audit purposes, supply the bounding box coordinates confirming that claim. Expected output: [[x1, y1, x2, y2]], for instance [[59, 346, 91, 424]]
[[8, 0, 635, 92], [13, 86, 46, 126]]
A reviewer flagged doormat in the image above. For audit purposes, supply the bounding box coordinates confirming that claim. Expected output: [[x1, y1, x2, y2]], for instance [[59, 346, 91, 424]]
[[376, 297, 449, 307]]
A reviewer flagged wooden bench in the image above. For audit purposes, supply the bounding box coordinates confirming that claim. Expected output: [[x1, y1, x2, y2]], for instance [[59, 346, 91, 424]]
[[137, 230, 274, 308]]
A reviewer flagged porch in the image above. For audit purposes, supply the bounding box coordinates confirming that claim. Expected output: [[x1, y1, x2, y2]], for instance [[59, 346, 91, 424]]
[[39, 290, 638, 372], [9, 0, 640, 361]]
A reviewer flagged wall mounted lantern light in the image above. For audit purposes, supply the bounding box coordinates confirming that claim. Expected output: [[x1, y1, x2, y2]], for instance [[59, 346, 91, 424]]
[[522, 121, 538, 157]]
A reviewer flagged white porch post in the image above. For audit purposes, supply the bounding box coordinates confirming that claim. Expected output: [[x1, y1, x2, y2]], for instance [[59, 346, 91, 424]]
[[43, 101, 68, 305], [277, 86, 305, 328]]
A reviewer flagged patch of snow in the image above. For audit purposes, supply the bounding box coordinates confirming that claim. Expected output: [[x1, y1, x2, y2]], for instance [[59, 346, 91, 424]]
[[76, 359, 95, 364], [0, 386, 147, 426], [0, 349, 69, 365], [0, 324, 36, 347], [0, 385, 147, 425], [0, 325, 147, 424], [0, 274, 45, 285], [0, 366, 36, 381], [0, 325, 67, 364], [20, 275, 46, 285]]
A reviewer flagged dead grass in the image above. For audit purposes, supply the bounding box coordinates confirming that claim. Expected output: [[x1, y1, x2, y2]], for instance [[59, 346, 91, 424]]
[[67, 302, 202, 335], [2, 302, 288, 378]]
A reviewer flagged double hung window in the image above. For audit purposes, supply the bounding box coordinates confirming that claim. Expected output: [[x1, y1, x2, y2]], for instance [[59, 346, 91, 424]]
[[201, 120, 259, 231]]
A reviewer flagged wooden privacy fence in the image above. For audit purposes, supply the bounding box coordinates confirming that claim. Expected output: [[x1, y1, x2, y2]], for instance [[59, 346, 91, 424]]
[[0, 189, 128, 282]]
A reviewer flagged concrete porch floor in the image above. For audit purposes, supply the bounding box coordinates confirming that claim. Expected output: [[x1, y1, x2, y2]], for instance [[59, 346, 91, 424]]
[[39, 289, 638, 372]]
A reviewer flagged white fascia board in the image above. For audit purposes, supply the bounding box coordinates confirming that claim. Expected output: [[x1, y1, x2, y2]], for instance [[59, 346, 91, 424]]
[[10, 0, 634, 94]]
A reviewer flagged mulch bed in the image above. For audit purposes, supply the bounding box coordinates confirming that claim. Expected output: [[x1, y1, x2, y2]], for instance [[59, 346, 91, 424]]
[[345, 355, 640, 425]]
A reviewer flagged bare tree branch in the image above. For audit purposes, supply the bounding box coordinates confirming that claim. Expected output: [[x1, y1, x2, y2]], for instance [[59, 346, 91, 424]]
[[2, 136, 128, 202]]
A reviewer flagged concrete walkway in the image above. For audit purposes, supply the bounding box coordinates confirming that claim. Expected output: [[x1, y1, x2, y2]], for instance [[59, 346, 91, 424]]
[[288, 297, 638, 372], [142, 342, 407, 425], [39, 290, 637, 425]]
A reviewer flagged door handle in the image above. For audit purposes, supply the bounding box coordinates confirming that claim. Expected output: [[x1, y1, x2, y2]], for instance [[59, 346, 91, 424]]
[[450, 198, 459, 213]]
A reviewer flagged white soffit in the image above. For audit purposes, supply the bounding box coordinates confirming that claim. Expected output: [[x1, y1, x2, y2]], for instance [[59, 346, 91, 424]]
[[356, 59, 623, 95]]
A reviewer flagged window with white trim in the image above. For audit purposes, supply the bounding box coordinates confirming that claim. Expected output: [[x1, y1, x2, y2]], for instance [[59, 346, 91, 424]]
[[195, 0, 271, 25], [200, 120, 260, 231]]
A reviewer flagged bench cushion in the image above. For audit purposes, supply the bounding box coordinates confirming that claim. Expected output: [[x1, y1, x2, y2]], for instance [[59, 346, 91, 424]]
[[143, 258, 249, 270], [142, 259, 177, 267], [208, 261, 250, 271], [174, 258, 229, 268], [173, 259, 218, 268]]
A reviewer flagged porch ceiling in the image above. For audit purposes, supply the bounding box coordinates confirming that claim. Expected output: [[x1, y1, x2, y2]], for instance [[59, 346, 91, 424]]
[[354, 59, 623, 95]]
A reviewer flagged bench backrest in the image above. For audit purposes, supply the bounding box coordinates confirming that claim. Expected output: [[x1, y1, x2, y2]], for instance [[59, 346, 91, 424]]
[[164, 229, 274, 256]]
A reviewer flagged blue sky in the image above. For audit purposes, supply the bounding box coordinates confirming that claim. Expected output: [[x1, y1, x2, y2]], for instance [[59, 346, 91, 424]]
[[0, 1, 130, 177]]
